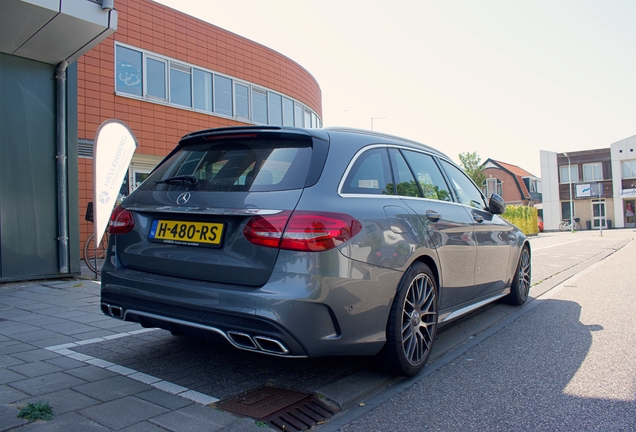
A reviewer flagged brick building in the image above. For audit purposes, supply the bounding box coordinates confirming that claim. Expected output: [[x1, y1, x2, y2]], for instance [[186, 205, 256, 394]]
[[77, 0, 323, 254], [481, 159, 542, 208]]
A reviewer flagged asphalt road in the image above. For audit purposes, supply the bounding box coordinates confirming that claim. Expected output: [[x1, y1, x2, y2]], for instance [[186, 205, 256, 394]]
[[322, 229, 636, 431], [74, 229, 635, 424]]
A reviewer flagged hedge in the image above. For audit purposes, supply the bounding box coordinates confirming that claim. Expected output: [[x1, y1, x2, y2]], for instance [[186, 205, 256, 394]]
[[501, 205, 539, 236]]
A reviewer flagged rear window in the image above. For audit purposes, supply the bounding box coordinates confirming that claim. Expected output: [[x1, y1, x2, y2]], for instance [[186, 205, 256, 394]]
[[138, 136, 313, 192]]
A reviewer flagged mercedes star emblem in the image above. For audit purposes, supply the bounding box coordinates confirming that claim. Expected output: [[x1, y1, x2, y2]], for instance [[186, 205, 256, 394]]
[[176, 192, 191, 205]]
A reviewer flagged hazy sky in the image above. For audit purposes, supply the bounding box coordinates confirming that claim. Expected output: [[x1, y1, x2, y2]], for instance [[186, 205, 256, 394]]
[[155, 0, 636, 176]]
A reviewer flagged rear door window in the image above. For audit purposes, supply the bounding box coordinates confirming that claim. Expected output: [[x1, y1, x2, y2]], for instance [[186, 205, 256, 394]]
[[341, 147, 393, 195], [138, 136, 313, 192]]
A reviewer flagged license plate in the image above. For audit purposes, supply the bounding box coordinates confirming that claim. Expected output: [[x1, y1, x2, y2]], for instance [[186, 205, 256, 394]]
[[149, 220, 223, 247]]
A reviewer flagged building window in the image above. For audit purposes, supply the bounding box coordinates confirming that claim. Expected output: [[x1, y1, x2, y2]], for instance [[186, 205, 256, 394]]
[[214, 75, 233, 116], [193, 69, 213, 112], [294, 103, 304, 127], [559, 165, 579, 183], [622, 160, 636, 179], [268, 92, 282, 126], [483, 178, 502, 197], [582, 163, 602, 181], [170, 62, 192, 107], [115, 45, 142, 96], [282, 97, 294, 126], [235, 83, 250, 119], [146, 57, 167, 100], [561, 201, 573, 221], [304, 109, 312, 128], [252, 88, 268, 124], [114, 43, 321, 127]]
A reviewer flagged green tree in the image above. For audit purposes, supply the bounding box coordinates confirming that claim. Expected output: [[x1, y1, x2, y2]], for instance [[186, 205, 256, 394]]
[[459, 152, 486, 188]]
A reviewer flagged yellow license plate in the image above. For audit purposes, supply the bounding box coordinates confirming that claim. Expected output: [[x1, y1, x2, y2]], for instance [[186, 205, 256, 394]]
[[149, 220, 223, 247]]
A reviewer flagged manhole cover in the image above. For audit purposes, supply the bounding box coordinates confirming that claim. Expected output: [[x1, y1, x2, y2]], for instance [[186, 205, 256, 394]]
[[216, 386, 338, 431]]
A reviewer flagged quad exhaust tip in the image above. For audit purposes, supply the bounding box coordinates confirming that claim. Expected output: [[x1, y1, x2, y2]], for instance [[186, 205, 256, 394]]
[[101, 302, 123, 319], [227, 331, 290, 355], [100, 307, 292, 356]]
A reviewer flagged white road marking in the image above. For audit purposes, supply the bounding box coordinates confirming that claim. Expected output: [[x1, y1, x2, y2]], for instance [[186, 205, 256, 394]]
[[45, 329, 220, 405]]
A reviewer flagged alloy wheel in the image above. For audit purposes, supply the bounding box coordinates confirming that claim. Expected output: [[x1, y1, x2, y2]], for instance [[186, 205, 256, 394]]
[[401, 273, 437, 367], [517, 248, 531, 301]]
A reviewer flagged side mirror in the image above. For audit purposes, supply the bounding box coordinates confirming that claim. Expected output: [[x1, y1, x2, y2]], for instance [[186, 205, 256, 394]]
[[489, 193, 506, 215]]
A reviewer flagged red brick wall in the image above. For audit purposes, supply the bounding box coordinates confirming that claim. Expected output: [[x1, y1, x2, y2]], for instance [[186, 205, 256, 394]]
[[77, 0, 322, 255], [483, 168, 524, 203]]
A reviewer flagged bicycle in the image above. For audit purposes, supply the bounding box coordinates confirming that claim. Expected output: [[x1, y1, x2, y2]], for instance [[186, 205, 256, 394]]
[[83, 232, 109, 275], [559, 217, 581, 231], [83, 201, 109, 275]]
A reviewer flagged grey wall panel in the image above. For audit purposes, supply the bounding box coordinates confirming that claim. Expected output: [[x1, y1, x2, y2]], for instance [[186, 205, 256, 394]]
[[0, 53, 59, 279]]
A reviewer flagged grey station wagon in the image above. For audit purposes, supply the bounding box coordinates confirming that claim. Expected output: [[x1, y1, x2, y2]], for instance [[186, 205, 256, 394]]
[[100, 126, 531, 376]]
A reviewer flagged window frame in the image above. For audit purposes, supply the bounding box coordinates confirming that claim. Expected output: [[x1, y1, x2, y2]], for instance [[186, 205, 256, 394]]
[[559, 165, 579, 184], [113, 42, 322, 128], [169, 61, 193, 108], [145, 55, 168, 101], [234, 81, 250, 119], [622, 160, 636, 179], [483, 177, 502, 197], [582, 162, 603, 181], [193, 68, 213, 112]]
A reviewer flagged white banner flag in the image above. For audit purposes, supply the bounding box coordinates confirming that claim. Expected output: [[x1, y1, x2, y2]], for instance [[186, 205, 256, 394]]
[[93, 119, 138, 245]]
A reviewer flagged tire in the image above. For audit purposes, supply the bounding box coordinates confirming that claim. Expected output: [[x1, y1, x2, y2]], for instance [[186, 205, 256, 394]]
[[559, 221, 569, 231], [379, 262, 438, 377], [505, 246, 531, 305], [84, 233, 109, 275]]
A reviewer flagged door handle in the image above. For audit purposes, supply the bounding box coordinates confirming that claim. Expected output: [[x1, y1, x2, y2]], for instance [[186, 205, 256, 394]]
[[473, 213, 484, 223], [425, 210, 441, 222]]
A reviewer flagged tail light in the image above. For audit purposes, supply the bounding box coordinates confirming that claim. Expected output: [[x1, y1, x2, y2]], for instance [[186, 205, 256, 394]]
[[109, 205, 134, 235], [244, 211, 362, 252]]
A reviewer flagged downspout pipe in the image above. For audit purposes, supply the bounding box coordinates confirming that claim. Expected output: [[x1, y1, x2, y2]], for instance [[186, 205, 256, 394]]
[[56, 60, 70, 273]]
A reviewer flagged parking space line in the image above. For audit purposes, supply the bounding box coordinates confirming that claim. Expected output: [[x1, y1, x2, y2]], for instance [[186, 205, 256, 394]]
[[532, 239, 582, 251], [45, 329, 220, 406]]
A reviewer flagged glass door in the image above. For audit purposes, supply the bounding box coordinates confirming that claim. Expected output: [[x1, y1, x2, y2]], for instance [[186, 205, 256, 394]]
[[625, 200, 635, 228], [591, 199, 606, 229]]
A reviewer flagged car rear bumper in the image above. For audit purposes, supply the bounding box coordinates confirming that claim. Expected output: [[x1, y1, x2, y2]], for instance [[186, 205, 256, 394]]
[[100, 251, 402, 358]]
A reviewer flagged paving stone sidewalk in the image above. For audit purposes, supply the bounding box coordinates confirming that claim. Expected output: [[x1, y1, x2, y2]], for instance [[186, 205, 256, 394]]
[[0, 278, 264, 431]]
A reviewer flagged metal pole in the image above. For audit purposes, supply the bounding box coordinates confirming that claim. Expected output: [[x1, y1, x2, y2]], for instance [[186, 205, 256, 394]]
[[564, 153, 574, 233], [56, 60, 70, 273], [598, 188, 603, 237]]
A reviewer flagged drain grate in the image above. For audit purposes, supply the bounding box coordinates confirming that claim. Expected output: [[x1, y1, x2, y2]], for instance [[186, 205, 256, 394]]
[[216, 386, 338, 431]]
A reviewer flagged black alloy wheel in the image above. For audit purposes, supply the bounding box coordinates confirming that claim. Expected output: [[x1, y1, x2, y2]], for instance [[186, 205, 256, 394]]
[[381, 262, 438, 377]]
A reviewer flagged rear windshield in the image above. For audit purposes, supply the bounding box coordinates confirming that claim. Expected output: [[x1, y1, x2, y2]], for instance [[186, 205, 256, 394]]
[[137, 136, 313, 192]]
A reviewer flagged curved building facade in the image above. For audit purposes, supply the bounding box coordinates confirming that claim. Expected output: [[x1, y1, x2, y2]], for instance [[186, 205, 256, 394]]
[[77, 0, 322, 253]]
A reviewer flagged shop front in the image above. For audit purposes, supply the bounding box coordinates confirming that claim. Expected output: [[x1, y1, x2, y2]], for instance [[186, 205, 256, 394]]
[[621, 188, 636, 228]]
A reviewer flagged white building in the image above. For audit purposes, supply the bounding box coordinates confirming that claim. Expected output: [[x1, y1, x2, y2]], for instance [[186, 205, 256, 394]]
[[540, 134, 636, 231]]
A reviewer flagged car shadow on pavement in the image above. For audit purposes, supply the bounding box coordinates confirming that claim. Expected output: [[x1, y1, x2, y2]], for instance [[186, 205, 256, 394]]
[[340, 297, 635, 431]]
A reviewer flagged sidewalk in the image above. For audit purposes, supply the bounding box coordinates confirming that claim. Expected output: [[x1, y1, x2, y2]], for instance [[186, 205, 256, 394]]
[[0, 277, 262, 431]]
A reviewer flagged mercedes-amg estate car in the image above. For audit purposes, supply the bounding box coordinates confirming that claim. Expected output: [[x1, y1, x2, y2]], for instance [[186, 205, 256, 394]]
[[100, 126, 531, 376]]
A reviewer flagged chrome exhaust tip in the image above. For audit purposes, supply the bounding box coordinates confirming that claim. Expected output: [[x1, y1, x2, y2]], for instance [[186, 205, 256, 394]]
[[227, 331, 257, 350], [100, 302, 124, 319], [253, 336, 290, 355]]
